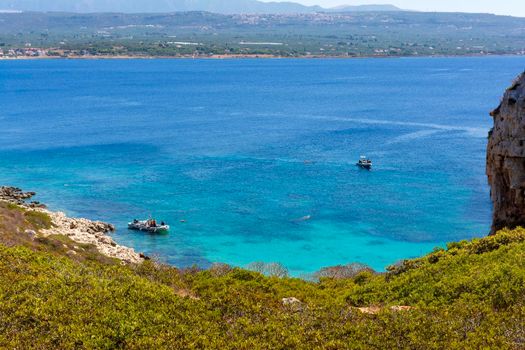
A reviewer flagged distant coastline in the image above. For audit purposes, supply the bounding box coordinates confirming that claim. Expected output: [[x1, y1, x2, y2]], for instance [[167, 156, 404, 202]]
[[3, 11, 525, 62], [1, 52, 523, 60]]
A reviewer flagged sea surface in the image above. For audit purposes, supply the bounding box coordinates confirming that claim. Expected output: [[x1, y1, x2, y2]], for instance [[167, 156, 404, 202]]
[[1, 57, 524, 275]]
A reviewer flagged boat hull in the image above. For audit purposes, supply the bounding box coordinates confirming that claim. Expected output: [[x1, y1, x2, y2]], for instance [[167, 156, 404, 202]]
[[128, 222, 170, 234], [356, 163, 372, 170]]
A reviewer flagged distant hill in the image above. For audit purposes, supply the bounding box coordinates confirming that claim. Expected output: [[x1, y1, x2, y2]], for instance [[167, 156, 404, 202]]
[[2, 10, 525, 59], [0, 0, 402, 14], [330, 4, 402, 12]]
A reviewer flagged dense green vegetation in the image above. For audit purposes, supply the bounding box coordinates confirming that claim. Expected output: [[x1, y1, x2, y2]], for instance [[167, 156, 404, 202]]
[[1, 201, 524, 348], [1, 11, 524, 58]]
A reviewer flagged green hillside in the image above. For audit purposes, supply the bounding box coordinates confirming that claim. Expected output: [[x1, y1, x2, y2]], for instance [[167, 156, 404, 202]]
[[1, 11, 524, 57], [1, 201, 524, 349]]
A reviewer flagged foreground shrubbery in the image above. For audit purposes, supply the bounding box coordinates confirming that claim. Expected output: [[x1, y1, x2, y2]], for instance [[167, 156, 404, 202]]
[[1, 203, 525, 349]]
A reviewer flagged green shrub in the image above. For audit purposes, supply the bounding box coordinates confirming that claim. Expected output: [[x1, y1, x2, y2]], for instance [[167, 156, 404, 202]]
[[24, 210, 53, 230], [5, 202, 22, 211], [1, 206, 525, 349]]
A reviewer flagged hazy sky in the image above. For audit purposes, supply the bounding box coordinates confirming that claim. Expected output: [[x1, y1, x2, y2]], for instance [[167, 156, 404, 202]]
[[263, 0, 525, 17]]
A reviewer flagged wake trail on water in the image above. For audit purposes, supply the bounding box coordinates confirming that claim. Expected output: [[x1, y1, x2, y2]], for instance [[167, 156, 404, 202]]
[[387, 129, 442, 145], [302, 115, 488, 138]]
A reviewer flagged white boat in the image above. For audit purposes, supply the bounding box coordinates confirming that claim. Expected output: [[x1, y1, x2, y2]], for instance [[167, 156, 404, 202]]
[[356, 156, 372, 170], [128, 219, 170, 233]]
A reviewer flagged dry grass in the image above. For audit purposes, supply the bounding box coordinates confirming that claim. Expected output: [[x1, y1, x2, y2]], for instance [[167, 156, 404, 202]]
[[0, 201, 34, 247], [0, 201, 118, 265]]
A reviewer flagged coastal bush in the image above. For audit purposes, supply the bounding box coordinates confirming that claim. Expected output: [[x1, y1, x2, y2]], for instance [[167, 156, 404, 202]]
[[314, 262, 375, 280], [24, 210, 53, 229], [209, 262, 234, 277], [1, 198, 525, 349], [349, 228, 525, 309], [246, 262, 289, 278], [6, 202, 22, 211], [0, 238, 523, 349]]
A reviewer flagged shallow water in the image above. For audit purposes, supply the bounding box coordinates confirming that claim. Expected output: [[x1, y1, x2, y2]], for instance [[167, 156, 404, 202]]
[[1, 56, 524, 275]]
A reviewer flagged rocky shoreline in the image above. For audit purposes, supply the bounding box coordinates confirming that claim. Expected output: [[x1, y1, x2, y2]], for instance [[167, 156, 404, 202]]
[[0, 186, 45, 208], [0, 186, 144, 264]]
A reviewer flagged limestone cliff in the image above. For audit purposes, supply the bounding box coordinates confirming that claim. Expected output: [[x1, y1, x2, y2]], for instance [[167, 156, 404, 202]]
[[487, 72, 525, 234]]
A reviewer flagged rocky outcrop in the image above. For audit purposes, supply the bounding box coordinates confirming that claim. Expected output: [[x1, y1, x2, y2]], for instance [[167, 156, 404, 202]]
[[1, 186, 144, 264], [487, 72, 525, 234], [0, 186, 45, 208], [37, 209, 143, 264]]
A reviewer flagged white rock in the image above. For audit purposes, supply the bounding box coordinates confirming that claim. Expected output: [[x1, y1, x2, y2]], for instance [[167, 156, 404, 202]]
[[282, 297, 302, 306], [35, 208, 143, 264]]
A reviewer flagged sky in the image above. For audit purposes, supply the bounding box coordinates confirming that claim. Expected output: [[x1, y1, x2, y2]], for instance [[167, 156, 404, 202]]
[[262, 0, 525, 17]]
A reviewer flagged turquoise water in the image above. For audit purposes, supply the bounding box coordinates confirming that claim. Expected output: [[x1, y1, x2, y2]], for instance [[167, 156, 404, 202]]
[[1, 57, 524, 275]]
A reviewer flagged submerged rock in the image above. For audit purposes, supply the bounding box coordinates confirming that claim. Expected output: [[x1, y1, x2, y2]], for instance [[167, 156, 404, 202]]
[[487, 72, 525, 233]]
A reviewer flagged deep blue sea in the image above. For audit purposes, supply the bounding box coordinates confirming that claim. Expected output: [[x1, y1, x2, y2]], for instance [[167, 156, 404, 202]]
[[1, 57, 524, 275]]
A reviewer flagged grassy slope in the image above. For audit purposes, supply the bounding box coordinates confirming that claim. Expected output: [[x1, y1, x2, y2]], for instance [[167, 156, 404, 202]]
[[1, 202, 524, 349]]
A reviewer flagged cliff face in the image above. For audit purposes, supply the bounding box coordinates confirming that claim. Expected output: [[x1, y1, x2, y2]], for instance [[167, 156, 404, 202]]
[[487, 72, 525, 234]]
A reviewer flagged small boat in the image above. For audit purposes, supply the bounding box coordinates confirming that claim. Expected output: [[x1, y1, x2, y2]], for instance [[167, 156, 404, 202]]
[[356, 156, 372, 170], [128, 219, 170, 233]]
